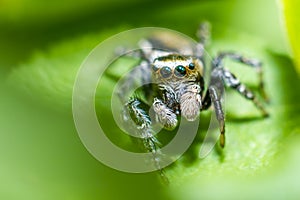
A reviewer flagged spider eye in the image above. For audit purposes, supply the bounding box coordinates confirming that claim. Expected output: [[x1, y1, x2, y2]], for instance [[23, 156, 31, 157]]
[[175, 65, 186, 77], [188, 63, 195, 70], [160, 66, 172, 78], [152, 65, 159, 72]]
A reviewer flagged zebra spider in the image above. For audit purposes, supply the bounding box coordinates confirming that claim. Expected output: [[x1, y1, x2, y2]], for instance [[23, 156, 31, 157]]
[[116, 23, 268, 177]]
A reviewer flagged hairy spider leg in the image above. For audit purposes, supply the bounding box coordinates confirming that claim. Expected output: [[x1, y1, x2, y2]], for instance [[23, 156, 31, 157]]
[[117, 61, 153, 102], [200, 52, 269, 147], [125, 98, 169, 182], [217, 68, 269, 117], [117, 59, 169, 182], [196, 21, 211, 58], [200, 69, 226, 147], [209, 85, 226, 147], [214, 52, 269, 101]]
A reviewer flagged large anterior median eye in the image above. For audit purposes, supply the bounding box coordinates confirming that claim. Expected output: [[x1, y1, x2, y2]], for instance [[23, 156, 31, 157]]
[[174, 65, 186, 77], [160, 66, 172, 78]]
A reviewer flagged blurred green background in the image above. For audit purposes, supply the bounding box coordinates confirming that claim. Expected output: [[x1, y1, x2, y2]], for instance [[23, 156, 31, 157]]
[[1, 0, 300, 199]]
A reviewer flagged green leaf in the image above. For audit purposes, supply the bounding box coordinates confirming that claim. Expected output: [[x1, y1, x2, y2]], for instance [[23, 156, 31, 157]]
[[282, 0, 300, 73], [7, 25, 300, 199], [0, 0, 140, 25], [2, 0, 300, 199]]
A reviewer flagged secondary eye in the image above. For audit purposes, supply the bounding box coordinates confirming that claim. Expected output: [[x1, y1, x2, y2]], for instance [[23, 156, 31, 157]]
[[188, 63, 195, 70], [175, 65, 186, 77], [160, 66, 172, 78], [152, 65, 159, 72]]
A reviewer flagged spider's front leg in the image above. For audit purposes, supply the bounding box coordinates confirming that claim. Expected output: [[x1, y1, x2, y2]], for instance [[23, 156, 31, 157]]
[[125, 98, 167, 180], [200, 73, 226, 147], [205, 85, 226, 148]]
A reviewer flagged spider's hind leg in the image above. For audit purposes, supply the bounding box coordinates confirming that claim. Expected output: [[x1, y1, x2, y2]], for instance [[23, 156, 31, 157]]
[[195, 21, 211, 58], [197, 22, 211, 47]]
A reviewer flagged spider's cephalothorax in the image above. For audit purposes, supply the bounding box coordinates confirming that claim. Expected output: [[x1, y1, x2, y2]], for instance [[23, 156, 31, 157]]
[[117, 23, 269, 178], [151, 54, 204, 127]]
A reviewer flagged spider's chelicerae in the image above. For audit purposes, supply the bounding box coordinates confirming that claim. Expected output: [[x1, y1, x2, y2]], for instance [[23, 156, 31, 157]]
[[117, 23, 268, 176]]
